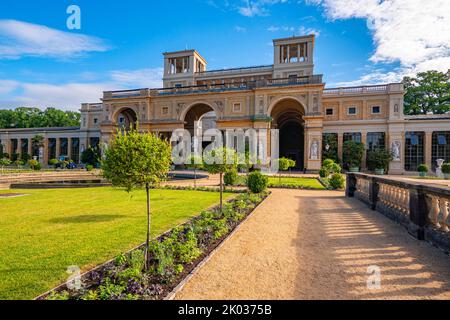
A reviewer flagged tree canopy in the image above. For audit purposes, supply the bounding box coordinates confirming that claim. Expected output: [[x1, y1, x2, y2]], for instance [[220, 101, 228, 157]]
[[403, 70, 450, 115], [0, 107, 80, 129]]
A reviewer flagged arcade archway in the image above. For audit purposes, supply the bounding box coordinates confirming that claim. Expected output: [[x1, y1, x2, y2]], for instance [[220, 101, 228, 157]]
[[270, 98, 305, 170]]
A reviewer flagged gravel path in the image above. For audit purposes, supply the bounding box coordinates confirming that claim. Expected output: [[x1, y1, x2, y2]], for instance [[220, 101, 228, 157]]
[[175, 189, 450, 300]]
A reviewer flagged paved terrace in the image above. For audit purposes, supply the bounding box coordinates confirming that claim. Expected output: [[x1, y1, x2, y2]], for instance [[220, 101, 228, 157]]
[[171, 187, 450, 300]]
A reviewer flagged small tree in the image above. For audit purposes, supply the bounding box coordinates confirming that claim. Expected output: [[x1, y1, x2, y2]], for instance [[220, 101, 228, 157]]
[[0, 158, 11, 173], [203, 147, 237, 212], [102, 129, 171, 270], [277, 157, 296, 183], [186, 154, 203, 189], [14, 159, 24, 170]]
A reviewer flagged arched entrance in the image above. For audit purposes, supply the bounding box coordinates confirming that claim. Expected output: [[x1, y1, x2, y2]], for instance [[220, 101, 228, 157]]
[[116, 108, 137, 131], [184, 103, 217, 149], [270, 99, 305, 170]]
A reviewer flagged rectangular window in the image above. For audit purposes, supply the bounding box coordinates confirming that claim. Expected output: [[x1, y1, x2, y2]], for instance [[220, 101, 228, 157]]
[[232, 103, 241, 113], [432, 131, 450, 169], [162, 107, 169, 115], [174, 83, 182, 88], [48, 138, 56, 161], [366, 132, 386, 151], [60, 138, 68, 157], [343, 132, 362, 143], [71, 138, 80, 163], [405, 131, 424, 171], [347, 107, 357, 115], [326, 108, 334, 116], [93, 118, 98, 124], [372, 106, 381, 114]]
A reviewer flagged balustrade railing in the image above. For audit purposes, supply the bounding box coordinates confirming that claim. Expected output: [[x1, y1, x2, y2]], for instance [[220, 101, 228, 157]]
[[347, 173, 450, 254]]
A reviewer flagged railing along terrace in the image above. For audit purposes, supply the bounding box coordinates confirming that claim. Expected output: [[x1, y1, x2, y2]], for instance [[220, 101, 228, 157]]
[[151, 75, 323, 96], [323, 84, 389, 96], [347, 173, 450, 254]]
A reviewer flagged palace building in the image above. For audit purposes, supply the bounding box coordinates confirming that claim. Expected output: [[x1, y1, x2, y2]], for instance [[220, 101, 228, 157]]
[[1, 35, 450, 174]]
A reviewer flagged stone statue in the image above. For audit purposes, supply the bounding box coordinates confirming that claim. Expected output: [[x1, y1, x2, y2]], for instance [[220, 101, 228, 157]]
[[436, 159, 445, 178], [392, 141, 401, 161], [310, 140, 319, 160]]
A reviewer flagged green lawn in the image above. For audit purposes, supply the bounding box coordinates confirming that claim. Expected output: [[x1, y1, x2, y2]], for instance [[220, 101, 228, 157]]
[[268, 177, 326, 189], [0, 187, 233, 300]]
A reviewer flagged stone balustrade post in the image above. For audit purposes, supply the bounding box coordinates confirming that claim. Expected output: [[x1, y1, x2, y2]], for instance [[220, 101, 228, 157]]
[[346, 173, 356, 197], [369, 177, 379, 210], [408, 186, 429, 240]]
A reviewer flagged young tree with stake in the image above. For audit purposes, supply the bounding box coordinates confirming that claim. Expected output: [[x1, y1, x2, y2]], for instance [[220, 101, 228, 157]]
[[102, 128, 172, 270], [203, 147, 237, 212]]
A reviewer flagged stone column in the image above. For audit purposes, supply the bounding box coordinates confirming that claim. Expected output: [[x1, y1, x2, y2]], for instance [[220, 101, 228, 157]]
[[361, 132, 367, 170], [17, 139, 22, 159], [42, 138, 49, 165], [4, 138, 11, 158], [67, 137, 72, 161], [337, 132, 344, 164], [55, 138, 61, 159], [424, 131, 433, 170], [28, 138, 33, 157]]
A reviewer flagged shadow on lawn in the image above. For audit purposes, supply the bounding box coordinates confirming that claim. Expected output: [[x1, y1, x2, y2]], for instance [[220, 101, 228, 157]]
[[48, 214, 126, 224]]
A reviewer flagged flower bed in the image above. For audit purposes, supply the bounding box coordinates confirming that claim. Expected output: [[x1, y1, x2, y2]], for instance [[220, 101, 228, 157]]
[[39, 191, 269, 300]]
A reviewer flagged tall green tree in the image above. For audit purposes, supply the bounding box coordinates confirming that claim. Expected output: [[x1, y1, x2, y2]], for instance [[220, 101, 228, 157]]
[[102, 128, 172, 270], [0, 107, 80, 129], [403, 70, 450, 115]]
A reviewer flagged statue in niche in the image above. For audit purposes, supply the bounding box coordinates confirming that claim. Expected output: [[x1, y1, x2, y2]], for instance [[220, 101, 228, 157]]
[[310, 140, 319, 160], [392, 141, 401, 161]]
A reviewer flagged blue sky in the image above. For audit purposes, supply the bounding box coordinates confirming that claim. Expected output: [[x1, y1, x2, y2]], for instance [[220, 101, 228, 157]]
[[0, 0, 449, 110]]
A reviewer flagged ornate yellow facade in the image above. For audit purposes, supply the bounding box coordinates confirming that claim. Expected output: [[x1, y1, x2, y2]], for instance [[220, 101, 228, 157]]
[[1, 35, 450, 174]]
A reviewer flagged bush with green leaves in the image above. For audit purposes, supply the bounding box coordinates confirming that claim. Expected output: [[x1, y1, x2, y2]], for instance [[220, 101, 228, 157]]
[[367, 149, 393, 171], [343, 141, 365, 169], [27, 159, 41, 171], [13, 159, 24, 169], [49, 158, 59, 168], [329, 173, 345, 189], [417, 164, 429, 173], [224, 168, 238, 186], [0, 158, 11, 172], [81, 146, 101, 166], [86, 164, 94, 171], [319, 167, 329, 178], [247, 171, 268, 193], [442, 163, 450, 174]]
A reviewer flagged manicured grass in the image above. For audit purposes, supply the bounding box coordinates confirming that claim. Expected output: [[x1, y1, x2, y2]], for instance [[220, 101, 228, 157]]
[[0, 187, 233, 300], [268, 177, 326, 189]]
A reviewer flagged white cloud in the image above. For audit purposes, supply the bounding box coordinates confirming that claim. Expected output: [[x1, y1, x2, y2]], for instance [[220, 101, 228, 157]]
[[0, 80, 19, 94], [234, 26, 247, 32], [110, 68, 163, 89], [308, 0, 450, 82], [238, 0, 287, 17], [0, 20, 110, 59], [0, 68, 164, 111], [267, 25, 320, 36], [15, 82, 109, 111]]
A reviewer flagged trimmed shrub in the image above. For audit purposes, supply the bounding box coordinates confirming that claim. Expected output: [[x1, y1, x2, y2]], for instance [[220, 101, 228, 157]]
[[247, 171, 268, 193], [442, 163, 450, 174], [86, 164, 94, 171], [224, 169, 238, 186], [417, 164, 428, 173], [322, 159, 334, 170], [329, 173, 345, 189], [319, 167, 329, 178]]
